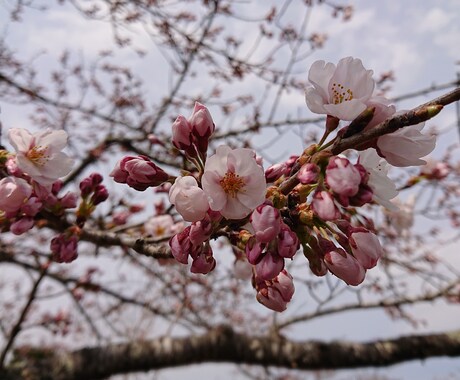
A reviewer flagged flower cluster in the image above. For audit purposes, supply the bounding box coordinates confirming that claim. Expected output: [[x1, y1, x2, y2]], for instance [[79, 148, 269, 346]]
[[0, 128, 109, 263], [107, 65, 443, 313], [3, 56, 442, 314], [0, 129, 76, 235], [304, 57, 436, 167]]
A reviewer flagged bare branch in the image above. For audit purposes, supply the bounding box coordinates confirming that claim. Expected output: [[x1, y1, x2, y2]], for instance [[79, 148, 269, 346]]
[[3, 326, 460, 379]]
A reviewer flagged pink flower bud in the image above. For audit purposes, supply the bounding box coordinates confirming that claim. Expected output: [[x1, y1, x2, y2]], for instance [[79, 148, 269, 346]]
[[90, 173, 103, 185], [245, 237, 264, 265], [349, 230, 383, 269], [265, 163, 287, 182], [326, 156, 361, 197], [91, 184, 109, 205], [10, 217, 34, 235], [52, 180, 63, 195], [51, 234, 78, 263], [21, 197, 42, 216], [60, 192, 78, 209], [349, 184, 373, 207], [189, 102, 216, 141], [190, 244, 216, 274], [110, 155, 169, 191], [5, 156, 23, 177], [172, 115, 193, 150], [324, 249, 366, 286], [311, 191, 340, 221], [79, 177, 94, 197], [147, 134, 164, 146], [169, 227, 195, 264], [0, 177, 32, 216], [297, 163, 319, 184], [250, 204, 281, 243], [112, 210, 130, 225], [354, 163, 369, 183], [277, 223, 299, 258], [189, 215, 213, 246], [255, 251, 284, 280], [421, 160, 449, 180], [256, 270, 295, 312], [169, 176, 209, 222]]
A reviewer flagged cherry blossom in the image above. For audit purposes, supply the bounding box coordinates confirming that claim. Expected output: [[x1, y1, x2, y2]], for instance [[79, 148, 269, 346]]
[[377, 122, 436, 167], [110, 155, 169, 191], [324, 249, 366, 286], [144, 215, 175, 238], [250, 203, 281, 243], [8, 128, 74, 187], [169, 176, 209, 222], [325, 156, 361, 197], [305, 57, 375, 121], [0, 176, 32, 216], [201, 146, 266, 219], [297, 163, 319, 185], [421, 159, 449, 180], [256, 270, 295, 312], [311, 190, 341, 221], [349, 229, 384, 269], [358, 149, 398, 210]]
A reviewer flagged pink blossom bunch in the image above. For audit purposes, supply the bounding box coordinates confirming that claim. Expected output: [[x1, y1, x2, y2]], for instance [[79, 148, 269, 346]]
[[305, 58, 436, 167], [301, 222, 384, 286], [245, 204, 300, 281], [255, 270, 295, 312], [168, 212, 221, 274], [76, 173, 109, 227], [172, 102, 215, 157], [265, 155, 299, 183], [51, 233, 79, 263], [0, 171, 78, 235], [0, 50, 448, 318]]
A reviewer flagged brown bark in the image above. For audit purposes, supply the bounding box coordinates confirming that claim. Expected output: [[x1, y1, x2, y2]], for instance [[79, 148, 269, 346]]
[[3, 326, 460, 379]]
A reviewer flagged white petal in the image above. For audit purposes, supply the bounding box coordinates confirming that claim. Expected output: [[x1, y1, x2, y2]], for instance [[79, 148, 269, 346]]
[[38, 129, 68, 152], [8, 128, 32, 152], [323, 100, 367, 121], [202, 171, 227, 211], [308, 60, 335, 100]]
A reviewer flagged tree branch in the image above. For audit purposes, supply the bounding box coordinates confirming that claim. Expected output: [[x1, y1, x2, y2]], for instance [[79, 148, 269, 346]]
[[3, 326, 460, 379], [331, 87, 460, 155]]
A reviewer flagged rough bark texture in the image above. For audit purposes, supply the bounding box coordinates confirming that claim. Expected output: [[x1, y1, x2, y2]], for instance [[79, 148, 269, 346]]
[[3, 326, 460, 379]]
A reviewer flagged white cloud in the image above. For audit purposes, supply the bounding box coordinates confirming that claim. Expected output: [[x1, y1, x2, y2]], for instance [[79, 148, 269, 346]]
[[417, 7, 453, 33]]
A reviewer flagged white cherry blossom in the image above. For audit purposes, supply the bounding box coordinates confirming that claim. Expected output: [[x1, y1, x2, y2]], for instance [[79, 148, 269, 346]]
[[305, 57, 375, 121], [8, 128, 73, 187], [358, 149, 398, 210], [201, 146, 266, 220], [377, 122, 436, 167]]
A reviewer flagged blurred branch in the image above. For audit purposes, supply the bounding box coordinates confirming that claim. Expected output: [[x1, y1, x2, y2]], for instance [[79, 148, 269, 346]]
[[3, 326, 460, 379], [276, 279, 459, 329], [0, 265, 47, 369], [79, 229, 172, 260]]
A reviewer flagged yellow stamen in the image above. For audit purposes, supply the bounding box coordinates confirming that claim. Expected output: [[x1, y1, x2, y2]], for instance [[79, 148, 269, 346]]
[[220, 172, 245, 198], [26, 146, 49, 166], [331, 82, 354, 104]]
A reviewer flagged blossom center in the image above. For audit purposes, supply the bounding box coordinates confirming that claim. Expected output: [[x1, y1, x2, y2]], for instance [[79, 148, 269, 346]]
[[26, 146, 49, 166], [154, 225, 166, 237], [220, 172, 245, 198], [331, 82, 354, 104]]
